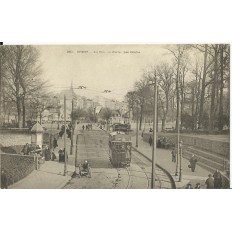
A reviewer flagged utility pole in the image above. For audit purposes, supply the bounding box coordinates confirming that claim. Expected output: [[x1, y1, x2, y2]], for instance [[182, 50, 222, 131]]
[[136, 101, 139, 148], [175, 66, 180, 177], [179, 140, 183, 182], [75, 134, 78, 175], [70, 98, 74, 155], [64, 95, 67, 176], [151, 78, 157, 189]]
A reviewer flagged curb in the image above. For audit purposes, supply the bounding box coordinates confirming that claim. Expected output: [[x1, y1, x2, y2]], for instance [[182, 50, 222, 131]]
[[132, 146, 176, 189]]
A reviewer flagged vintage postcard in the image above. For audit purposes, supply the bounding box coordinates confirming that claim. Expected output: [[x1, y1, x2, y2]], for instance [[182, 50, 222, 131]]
[[0, 44, 230, 189]]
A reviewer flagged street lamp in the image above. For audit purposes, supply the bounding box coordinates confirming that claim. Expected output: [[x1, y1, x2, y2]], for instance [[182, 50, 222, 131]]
[[179, 140, 183, 182], [148, 75, 157, 189], [135, 100, 139, 148]]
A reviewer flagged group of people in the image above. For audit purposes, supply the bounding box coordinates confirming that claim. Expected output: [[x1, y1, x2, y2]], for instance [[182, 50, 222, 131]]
[[82, 124, 92, 131], [58, 148, 67, 162], [185, 169, 223, 189], [59, 124, 72, 139], [185, 183, 201, 189], [205, 169, 223, 189], [148, 136, 173, 150]]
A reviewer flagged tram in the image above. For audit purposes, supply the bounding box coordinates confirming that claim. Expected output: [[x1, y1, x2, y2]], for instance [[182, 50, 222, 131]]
[[109, 131, 132, 167]]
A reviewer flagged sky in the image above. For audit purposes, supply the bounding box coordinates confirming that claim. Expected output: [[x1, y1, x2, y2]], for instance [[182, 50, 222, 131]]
[[37, 45, 170, 101]]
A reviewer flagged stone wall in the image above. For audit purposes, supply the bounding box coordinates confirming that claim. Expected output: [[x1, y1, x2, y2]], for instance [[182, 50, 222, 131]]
[[143, 132, 230, 159], [1, 153, 35, 185]]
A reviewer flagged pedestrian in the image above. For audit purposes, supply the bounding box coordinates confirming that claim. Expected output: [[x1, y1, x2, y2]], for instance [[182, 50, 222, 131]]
[[22, 143, 30, 155], [205, 174, 214, 189], [51, 152, 56, 161], [185, 183, 193, 189], [157, 138, 162, 148], [86, 125, 88, 130], [58, 149, 64, 162], [149, 136, 152, 146], [59, 130, 64, 139], [53, 137, 58, 150], [45, 146, 51, 161], [171, 148, 176, 162], [82, 125, 85, 130], [1, 169, 8, 189], [195, 183, 201, 189], [213, 169, 222, 189], [189, 154, 198, 172]]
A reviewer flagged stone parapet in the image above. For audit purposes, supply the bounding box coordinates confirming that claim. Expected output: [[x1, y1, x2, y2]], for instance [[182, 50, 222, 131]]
[[1, 153, 35, 185]]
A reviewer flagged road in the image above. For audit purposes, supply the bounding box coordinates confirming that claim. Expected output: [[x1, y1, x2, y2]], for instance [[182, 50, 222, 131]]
[[63, 124, 174, 189]]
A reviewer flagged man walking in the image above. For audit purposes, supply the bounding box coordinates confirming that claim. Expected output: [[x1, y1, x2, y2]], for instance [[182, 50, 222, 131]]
[[205, 174, 214, 189], [189, 154, 198, 172], [149, 136, 152, 146], [213, 169, 222, 189]]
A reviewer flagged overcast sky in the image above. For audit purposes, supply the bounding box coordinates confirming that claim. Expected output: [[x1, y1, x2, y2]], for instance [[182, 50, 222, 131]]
[[38, 45, 170, 101]]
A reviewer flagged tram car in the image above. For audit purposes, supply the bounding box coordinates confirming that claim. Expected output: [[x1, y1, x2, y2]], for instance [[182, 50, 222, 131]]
[[109, 131, 132, 167], [111, 123, 130, 133]]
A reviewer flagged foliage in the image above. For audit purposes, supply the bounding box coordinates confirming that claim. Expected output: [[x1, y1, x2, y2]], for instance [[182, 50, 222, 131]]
[[71, 108, 86, 121], [100, 107, 113, 121], [181, 113, 194, 130]]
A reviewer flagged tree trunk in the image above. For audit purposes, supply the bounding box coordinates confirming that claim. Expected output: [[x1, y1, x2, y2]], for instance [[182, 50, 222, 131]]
[[16, 96, 22, 128], [218, 45, 224, 130], [139, 105, 143, 130], [199, 45, 208, 129], [161, 118, 166, 131], [175, 61, 180, 131], [40, 112, 42, 124], [209, 45, 219, 131], [22, 97, 26, 128]]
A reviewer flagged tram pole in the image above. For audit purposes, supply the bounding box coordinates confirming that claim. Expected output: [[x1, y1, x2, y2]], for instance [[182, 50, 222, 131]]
[[75, 134, 78, 175], [151, 78, 157, 189], [135, 101, 139, 148], [179, 140, 183, 182], [70, 98, 74, 155], [64, 95, 67, 176]]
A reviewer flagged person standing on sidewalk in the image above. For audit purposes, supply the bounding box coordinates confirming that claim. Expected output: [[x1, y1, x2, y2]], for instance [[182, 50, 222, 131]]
[[213, 169, 222, 189], [185, 183, 193, 189], [195, 183, 201, 189], [53, 137, 58, 151], [149, 136, 152, 146], [205, 174, 214, 189], [171, 147, 176, 162], [1, 169, 8, 189], [189, 154, 198, 172]]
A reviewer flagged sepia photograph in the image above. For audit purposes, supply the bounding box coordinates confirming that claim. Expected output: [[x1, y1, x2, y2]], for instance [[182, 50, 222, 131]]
[[0, 44, 230, 189]]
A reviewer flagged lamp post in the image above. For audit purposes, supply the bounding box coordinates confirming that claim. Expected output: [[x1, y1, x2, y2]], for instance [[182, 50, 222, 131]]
[[64, 94, 67, 176], [135, 100, 139, 148], [179, 140, 183, 182], [175, 71, 181, 177], [149, 75, 157, 189]]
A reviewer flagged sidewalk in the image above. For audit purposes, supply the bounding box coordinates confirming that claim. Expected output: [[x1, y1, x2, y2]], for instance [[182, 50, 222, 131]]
[[9, 124, 78, 189], [132, 135, 211, 189], [9, 161, 74, 189]]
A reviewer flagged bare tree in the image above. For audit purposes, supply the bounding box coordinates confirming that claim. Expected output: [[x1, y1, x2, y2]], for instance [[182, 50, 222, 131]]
[[156, 63, 175, 131], [134, 75, 152, 130], [3, 45, 43, 128], [167, 45, 190, 131]]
